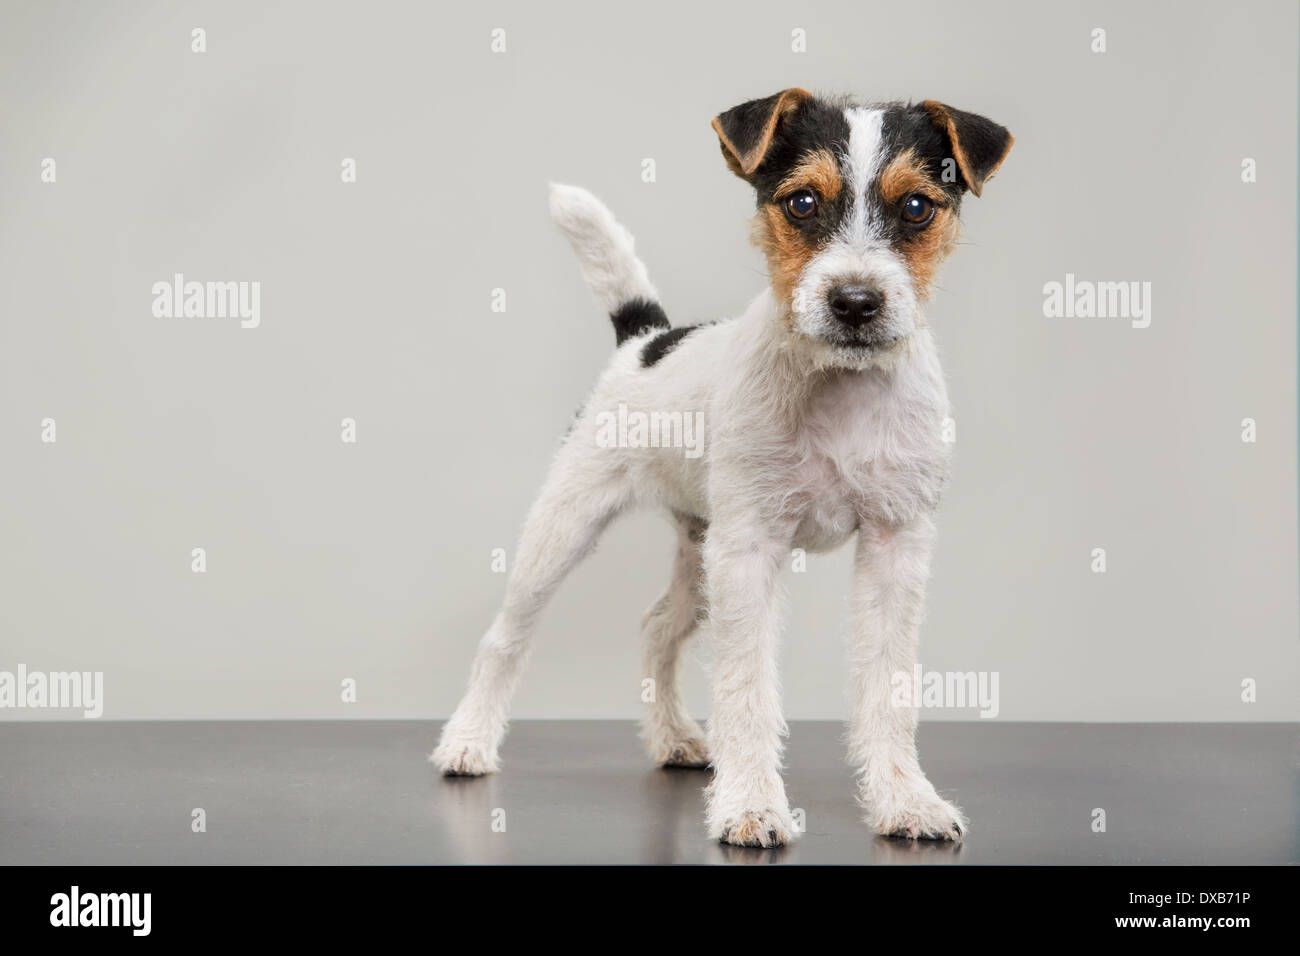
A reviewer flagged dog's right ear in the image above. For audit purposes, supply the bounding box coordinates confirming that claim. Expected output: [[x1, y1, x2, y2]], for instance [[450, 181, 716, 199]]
[[712, 88, 812, 181]]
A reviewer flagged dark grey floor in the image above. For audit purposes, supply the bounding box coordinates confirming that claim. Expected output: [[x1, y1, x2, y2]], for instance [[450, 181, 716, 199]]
[[0, 721, 1296, 865]]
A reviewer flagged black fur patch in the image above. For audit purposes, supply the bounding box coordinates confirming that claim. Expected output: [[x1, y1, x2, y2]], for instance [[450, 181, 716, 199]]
[[878, 105, 968, 203], [746, 98, 852, 203], [742, 98, 856, 249], [640, 325, 699, 367], [610, 298, 669, 345]]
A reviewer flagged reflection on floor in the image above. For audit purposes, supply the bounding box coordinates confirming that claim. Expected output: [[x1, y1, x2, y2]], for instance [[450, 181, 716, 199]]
[[1, 720, 1295, 864]]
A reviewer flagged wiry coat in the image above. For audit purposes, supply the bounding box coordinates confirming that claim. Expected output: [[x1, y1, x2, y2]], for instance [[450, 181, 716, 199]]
[[434, 89, 1012, 848]]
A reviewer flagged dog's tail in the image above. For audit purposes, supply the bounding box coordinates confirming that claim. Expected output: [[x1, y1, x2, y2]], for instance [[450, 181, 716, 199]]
[[548, 183, 669, 346]]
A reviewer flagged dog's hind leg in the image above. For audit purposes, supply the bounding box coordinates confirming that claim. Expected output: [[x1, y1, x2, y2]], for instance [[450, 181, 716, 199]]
[[640, 513, 710, 768], [432, 443, 632, 776]]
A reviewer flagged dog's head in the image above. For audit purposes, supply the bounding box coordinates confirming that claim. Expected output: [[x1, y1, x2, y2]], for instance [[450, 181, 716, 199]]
[[713, 90, 1012, 369]]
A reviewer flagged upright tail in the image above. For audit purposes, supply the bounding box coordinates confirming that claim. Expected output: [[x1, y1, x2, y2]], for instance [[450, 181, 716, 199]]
[[548, 183, 669, 345]]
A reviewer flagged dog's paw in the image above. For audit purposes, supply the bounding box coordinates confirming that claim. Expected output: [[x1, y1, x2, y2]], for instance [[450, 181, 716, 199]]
[[430, 738, 499, 777], [642, 719, 711, 768], [662, 736, 711, 768], [649, 734, 711, 769], [868, 789, 966, 842], [715, 809, 793, 848]]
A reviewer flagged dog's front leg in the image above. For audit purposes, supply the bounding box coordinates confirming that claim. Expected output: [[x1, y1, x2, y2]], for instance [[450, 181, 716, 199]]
[[847, 515, 965, 841], [703, 519, 796, 848]]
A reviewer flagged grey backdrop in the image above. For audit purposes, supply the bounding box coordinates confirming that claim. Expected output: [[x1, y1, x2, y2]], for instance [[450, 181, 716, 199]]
[[1, 0, 1297, 721]]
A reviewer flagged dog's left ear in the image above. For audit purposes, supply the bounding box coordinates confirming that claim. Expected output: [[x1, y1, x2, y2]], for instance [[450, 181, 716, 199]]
[[919, 101, 1014, 198], [712, 88, 813, 180]]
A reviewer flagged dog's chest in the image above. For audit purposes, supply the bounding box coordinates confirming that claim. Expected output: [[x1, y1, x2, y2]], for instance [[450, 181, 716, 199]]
[[791, 362, 950, 548]]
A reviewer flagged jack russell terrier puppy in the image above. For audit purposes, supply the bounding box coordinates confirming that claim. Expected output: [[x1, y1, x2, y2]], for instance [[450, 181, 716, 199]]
[[434, 88, 1013, 848]]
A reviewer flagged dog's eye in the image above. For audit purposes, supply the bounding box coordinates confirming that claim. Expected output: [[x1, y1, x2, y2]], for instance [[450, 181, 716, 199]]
[[901, 194, 936, 225], [785, 190, 818, 220]]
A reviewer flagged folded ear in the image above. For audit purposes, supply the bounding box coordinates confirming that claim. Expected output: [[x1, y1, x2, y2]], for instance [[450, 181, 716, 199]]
[[919, 101, 1014, 197], [712, 88, 813, 180]]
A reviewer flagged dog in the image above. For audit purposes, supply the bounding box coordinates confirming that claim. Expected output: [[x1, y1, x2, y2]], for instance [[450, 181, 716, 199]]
[[433, 88, 1013, 848]]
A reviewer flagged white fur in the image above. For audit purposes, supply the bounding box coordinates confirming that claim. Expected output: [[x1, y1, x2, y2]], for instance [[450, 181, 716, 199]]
[[548, 183, 658, 313], [842, 108, 886, 245], [434, 181, 964, 847]]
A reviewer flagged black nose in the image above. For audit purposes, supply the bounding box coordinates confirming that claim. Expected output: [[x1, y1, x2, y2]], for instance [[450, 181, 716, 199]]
[[828, 284, 884, 326]]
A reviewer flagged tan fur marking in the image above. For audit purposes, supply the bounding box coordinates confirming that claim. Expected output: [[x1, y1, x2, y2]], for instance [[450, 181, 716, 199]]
[[775, 148, 843, 201], [752, 205, 818, 310], [900, 209, 960, 300], [878, 148, 959, 298], [878, 148, 943, 205]]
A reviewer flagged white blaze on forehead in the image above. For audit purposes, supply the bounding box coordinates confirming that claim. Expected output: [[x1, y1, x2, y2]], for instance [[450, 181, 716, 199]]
[[842, 107, 885, 243]]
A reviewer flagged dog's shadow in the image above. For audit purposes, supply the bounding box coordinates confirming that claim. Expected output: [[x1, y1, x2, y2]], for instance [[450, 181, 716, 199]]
[[708, 841, 792, 865], [431, 763, 960, 864], [873, 833, 964, 863]]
